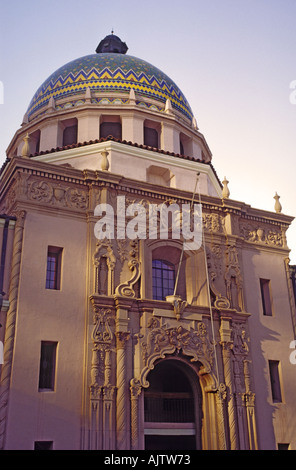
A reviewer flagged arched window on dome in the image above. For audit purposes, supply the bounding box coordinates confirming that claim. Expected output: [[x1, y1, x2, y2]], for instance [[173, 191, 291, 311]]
[[100, 115, 122, 140], [144, 119, 160, 149], [180, 132, 193, 157], [61, 118, 78, 147], [29, 129, 41, 155]]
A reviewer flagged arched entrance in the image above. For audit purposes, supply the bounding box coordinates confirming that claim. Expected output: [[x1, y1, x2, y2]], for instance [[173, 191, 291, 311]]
[[144, 358, 202, 450]]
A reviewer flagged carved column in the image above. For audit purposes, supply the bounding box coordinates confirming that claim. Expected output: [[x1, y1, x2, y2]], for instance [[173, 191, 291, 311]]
[[244, 360, 258, 450], [89, 384, 103, 450], [103, 348, 115, 450], [0, 210, 26, 450], [220, 318, 239, 450], [216, 383, 227, 450], [89, 307, 115, 450], [116, 332, 130, 450], [221, 342, 239, 449], [130, 378, 142, 450]]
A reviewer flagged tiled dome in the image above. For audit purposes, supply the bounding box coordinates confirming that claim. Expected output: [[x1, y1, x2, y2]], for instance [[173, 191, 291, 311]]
[[26, 52, 193, 122]]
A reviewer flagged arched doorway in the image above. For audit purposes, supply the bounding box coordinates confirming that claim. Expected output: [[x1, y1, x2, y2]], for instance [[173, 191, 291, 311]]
[[144, 358, 202, 450]]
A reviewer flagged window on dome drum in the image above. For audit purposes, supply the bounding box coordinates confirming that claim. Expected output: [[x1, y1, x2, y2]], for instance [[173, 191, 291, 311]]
[[268, 360, 283, 403], [260, 278, 273, 316], [144, 127, 159, 148], [179, 132, 193, 157], [152, 259, 175, 301], [100, 116, 122, 140], [63, 124, 78, 146], [144, 120, 160, 149], [46, 246, 63, 290], [38, 341, 58, 391], [29, 129, 41, 155]]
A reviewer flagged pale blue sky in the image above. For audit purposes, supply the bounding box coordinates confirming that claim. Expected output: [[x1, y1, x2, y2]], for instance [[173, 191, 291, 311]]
[[0, 0, 295, 261]]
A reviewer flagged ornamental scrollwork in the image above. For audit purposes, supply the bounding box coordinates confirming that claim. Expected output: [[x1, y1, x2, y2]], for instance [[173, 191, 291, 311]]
[[140, 318, 214, 386], [26, 178, 88, 210], [240, 223, 284, 247]]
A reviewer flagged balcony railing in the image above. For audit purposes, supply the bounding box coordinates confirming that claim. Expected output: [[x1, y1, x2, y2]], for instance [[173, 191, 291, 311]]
[[144, 392, 194, 423]]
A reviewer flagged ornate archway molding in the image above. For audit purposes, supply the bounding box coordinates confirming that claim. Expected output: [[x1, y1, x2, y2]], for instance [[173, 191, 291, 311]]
[[130, 316, 219, 450]]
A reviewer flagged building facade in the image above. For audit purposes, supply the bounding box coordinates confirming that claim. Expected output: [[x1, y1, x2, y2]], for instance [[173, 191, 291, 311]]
[[0, 34, 295, 450]]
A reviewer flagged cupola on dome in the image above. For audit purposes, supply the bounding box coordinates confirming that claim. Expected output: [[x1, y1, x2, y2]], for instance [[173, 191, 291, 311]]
[[26, 34, 194, 123]]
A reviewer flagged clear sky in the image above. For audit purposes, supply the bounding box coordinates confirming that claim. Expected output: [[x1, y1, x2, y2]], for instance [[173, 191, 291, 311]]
[[0, 0, 295, 262]]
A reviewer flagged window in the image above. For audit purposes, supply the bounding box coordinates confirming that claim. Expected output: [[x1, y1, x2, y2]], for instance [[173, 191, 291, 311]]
[[268, 360, 283, 403], [144, 120, 160, 148], [100, 115, 122, 140], [39, 341, 58, 391], [278, 443, 290, 450], [152, 259, 175, 300], [260, 278, 273, 316], [34, 441, 53, 450], [46, 247, 63, 290], [63, 124, 77, 146], [144, 127, 158, 148]]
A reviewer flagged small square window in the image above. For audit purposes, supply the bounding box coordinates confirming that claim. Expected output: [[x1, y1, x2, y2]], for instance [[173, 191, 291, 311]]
[[39, 341, 58, 391], [46, 247, 63, 290]]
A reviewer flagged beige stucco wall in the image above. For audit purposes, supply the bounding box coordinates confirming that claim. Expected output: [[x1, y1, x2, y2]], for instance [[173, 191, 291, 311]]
[[4, 211, 87, 450], [242, 248, 296, 449]]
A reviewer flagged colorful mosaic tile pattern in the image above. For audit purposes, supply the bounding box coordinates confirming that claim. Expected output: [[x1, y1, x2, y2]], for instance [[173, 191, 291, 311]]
[[27, 53, 193, 121]]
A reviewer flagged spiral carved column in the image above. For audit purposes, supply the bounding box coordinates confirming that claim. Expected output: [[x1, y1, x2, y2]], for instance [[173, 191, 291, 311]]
[[130, 378, 142, 450], [221, 342, 239, 450], [0, 210, 26, 450], [116, 332, 130, 450]]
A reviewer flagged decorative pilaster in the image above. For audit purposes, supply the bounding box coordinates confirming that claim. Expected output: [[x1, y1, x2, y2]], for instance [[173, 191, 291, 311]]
[[243, 360, 258, 450], [130, 378, 142, 450], [0, 210, 26, 450], [219, 318, 239, 450], [116, 331, 130, 450], [216, 383, 227, 450], [89, 307, 115, 450], [103, 348, 116, 450], [221, 341, 239, 449]]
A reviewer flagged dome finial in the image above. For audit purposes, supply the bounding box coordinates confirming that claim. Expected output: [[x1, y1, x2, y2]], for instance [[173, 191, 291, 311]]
[[96, 33, 128, 54]]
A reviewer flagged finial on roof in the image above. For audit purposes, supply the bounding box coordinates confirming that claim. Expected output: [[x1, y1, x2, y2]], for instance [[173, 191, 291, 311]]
[[222, 177, 230, 199], [274, 192, 282, 213], [21, 133, 30, 158]]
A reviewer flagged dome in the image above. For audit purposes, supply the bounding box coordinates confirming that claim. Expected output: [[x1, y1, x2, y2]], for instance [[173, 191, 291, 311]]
[[26, 45, 194, 123]]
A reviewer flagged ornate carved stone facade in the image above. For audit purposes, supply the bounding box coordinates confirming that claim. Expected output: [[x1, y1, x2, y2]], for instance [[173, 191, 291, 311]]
[[0, 153, 294, 450], [0, 35, 295, 451]]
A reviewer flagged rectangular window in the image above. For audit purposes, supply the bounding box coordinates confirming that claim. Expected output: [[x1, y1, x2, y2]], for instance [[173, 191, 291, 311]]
[[34, 441, 53, 450], [269, 360, 283, 403], [38, 341, 58, 391], [260, 278, 273, 316], [278, 443, 290, 450], [46, 246, 63, 290]]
